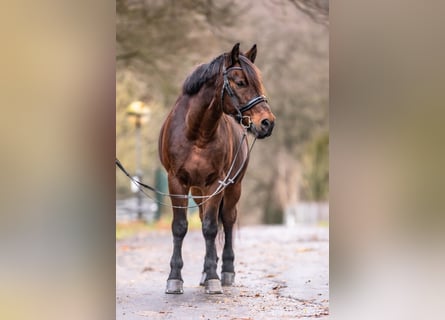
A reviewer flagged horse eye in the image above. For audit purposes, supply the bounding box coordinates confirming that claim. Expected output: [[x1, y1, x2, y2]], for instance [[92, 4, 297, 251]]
[[235, 80, 246, 87]]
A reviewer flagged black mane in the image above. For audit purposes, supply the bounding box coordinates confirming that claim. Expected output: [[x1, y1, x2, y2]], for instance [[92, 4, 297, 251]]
[[182, 54, 264, 96], [182, 55, 225, 95]]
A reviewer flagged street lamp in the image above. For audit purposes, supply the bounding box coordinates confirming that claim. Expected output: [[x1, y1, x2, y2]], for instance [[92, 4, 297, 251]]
[[126, 101, 150, 220]]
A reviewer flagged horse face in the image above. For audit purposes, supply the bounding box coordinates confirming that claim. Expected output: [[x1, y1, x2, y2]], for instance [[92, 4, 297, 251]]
[[226, 67, 275, 139], [223, 44, 275, 139]]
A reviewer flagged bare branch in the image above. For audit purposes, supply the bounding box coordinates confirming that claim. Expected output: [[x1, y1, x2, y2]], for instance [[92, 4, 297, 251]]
[[288, 0, 329, 26], [116, 51, 139, 61]]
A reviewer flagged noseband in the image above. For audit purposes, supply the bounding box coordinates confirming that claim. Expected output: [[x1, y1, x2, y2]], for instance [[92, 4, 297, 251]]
[[221, 66, 268, 127]]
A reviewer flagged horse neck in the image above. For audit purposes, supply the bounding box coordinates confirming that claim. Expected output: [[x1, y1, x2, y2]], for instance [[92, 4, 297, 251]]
[[186, 85, 224, 143]]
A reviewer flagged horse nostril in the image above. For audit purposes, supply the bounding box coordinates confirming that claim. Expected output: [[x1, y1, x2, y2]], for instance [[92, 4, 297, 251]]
[[261, 119, 271, 129]]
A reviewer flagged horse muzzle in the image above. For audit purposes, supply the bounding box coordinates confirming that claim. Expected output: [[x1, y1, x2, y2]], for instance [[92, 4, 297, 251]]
[[251, 117, 275, 139]]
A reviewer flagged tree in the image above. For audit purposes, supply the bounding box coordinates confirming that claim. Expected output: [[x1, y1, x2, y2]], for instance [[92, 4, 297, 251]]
[[288, 0, 329, 26], [116, 0, 329, 224], [116, 0, 243, 198], [301, 132, 329, 201]]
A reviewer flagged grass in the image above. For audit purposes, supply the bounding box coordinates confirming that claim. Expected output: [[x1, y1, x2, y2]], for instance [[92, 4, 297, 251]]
[[116, 212, 202, 240], [117, 215, 329, 240], [318, 220, 329, 227]]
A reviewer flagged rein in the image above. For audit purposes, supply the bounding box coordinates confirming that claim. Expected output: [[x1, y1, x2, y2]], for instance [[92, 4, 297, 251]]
[[116, 131, 256, 209]]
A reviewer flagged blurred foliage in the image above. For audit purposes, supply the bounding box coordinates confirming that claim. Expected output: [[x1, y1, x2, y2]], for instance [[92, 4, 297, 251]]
[[116, 213, 202, 240], [301, 132, 329, 201], [116, 0, 329, 223], [288, 0, 329, 26]]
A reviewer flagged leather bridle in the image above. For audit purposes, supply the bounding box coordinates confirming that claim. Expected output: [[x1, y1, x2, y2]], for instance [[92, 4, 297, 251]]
[[221, 65, 268, 127]]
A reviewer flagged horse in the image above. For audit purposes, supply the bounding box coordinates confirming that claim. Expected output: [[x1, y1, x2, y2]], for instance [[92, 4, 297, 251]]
[[158, 43, 275, 294]]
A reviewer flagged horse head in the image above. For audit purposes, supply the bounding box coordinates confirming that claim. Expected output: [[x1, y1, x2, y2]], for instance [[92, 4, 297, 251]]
[[220, 43, 275, 139]]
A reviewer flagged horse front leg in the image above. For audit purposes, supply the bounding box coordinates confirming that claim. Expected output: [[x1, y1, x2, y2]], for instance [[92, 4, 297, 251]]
[[220, 184, 241, 286], [221, 217, 236, 286], [165, 176, 189, 294], [201, 195, 224, 294]]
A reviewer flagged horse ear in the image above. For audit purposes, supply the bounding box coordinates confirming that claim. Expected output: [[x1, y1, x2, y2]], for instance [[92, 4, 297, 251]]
[[245, 44, 257, 63], [230, 43, 240, 65]]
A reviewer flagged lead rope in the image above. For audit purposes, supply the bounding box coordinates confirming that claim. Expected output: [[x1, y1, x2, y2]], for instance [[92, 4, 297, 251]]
[[117, 64, 260, 209], [116, 132, 256, 209]]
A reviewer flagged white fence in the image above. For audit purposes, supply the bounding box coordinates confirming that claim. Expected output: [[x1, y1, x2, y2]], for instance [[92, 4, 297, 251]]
[[116, 198, 158, 223], [284, 202, 329, 226]]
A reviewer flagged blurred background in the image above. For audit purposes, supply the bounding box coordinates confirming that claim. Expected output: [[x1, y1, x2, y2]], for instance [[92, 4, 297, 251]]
[[2, 0, 445, 319], [116, 0, 329, 227]]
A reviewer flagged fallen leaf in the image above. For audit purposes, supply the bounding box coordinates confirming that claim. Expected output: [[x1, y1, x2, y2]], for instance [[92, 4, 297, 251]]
[[272, 284, 288, 290], [141, 266, 155, 273], [296, 247, 314, 253]]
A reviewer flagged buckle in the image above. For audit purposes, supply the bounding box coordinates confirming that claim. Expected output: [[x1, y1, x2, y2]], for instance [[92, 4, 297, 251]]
[[240, 116, 252, 129]]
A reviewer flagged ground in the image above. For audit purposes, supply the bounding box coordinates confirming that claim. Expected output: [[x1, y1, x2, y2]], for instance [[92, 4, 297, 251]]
[[116, 224, 329, 319]]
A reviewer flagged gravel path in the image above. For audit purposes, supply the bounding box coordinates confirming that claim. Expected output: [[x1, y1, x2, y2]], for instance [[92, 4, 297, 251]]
[[116, 225, 329, 319]]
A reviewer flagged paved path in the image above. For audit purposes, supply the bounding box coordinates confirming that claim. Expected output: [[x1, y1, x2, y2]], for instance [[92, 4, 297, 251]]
[[116, 225, 329, 319]]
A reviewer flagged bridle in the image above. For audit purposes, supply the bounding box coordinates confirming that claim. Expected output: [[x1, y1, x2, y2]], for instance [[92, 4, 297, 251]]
[[221, 65, 268, 128]]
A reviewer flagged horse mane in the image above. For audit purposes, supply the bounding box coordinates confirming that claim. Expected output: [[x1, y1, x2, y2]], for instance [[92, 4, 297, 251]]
[[182, 55, 225, 95], [182, 53, 264, 96]]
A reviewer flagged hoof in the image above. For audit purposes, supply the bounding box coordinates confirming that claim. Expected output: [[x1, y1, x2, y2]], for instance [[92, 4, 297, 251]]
[[199, 272, 207, 286], [221, 272, 235, 286], [165, 279, 183, 294], [205, 279, 223, 294]]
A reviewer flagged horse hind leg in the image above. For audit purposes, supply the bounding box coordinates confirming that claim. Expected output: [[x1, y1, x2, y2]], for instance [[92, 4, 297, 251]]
[[165, 176, 189, 294]]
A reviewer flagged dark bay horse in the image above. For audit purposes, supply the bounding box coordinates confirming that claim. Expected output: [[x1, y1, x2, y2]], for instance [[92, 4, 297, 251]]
[[158, 43, 275, 294]]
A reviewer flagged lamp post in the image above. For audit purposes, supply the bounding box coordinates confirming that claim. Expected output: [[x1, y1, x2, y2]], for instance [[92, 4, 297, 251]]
[[126, 101, 150, 220]]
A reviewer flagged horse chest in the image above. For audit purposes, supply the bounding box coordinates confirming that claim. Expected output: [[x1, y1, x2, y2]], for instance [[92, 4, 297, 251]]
[[178, 147, 227, 187]]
